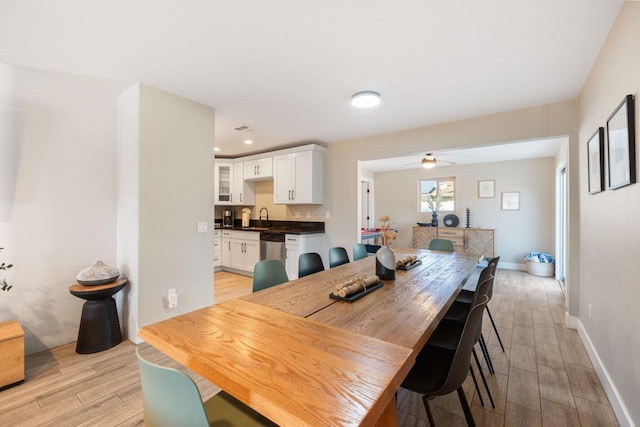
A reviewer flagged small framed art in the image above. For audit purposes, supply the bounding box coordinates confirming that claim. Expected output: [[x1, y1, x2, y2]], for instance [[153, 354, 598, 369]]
[[587, 127, 605, 194], [606, 94, 636, 190], [501, 192, 520, 211], [478, 180, 495, 198]]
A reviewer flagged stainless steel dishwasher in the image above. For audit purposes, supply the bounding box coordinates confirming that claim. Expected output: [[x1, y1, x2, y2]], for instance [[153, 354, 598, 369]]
[[260, 232, 285, 263]]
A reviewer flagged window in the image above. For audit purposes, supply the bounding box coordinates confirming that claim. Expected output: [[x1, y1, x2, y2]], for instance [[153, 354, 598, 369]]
[[419, 178, 455, 213]]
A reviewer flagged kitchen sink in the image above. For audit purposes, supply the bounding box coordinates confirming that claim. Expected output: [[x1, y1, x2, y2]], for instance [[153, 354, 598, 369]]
[[242, 227, 271, 231]]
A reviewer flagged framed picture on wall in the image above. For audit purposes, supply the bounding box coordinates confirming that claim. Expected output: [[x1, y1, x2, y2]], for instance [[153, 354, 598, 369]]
[[606, 94, 636, 190], [478, 180, 495, 198], [501, 192, 520, 211], [587, 127, 605, 194]]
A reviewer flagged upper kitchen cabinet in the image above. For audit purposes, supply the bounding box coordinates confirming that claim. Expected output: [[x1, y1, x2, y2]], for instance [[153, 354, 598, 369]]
[[233, 162, 256, 205], [215, 160, 255, 205], [244, 157, 273, 181], [214, 162, 233, 205], [273, 146, 324, 204]]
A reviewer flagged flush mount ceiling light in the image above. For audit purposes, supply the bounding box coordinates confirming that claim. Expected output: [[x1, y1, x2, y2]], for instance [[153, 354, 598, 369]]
[[244, 139, 253, 145], [422, 153, 437, 169], [213, 147, 221, 152], [351, 91, 381, 108]]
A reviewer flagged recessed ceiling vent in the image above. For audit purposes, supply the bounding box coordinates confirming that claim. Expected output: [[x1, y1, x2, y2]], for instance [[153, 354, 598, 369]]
[[233, 124, 252, 132]]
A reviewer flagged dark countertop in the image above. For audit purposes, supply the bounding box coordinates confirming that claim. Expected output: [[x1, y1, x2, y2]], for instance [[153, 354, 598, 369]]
[[215, 220, 325, 235]]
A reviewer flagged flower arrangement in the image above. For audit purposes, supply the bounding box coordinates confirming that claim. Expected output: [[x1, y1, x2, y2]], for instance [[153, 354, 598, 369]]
[[425, 191, 443, 212], [378, 215, 397, 246], [1, 247, 13, 292]]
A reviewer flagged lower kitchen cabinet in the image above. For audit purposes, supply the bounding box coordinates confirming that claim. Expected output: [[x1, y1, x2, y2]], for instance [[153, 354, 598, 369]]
[[413, 227, 494, 258], [213, 230, 222, 271], [222, 230, 260, 273], [285, 234, 324, 280]]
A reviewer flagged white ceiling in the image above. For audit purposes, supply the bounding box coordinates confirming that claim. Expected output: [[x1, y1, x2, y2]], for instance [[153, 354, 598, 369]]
[[0, 1, 622, 156], [360, 137, 564, 172]]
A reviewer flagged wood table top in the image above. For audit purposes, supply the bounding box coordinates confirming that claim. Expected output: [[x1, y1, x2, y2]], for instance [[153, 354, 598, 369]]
[[140, 248, 478, 426], [139, 298, 414, 427]]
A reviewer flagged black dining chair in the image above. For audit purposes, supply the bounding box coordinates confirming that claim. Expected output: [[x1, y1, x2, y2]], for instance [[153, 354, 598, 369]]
[[298, 253, 325, 278], [454, 256, 504, 351], [329, 247, 350, 268], [401, 295, 490, 427], [427, 267, 496, 409]]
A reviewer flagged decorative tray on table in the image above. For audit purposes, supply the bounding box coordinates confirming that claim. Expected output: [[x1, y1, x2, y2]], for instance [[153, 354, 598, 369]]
[[329, 282, 384, 303], [397, 259, 422, 271]]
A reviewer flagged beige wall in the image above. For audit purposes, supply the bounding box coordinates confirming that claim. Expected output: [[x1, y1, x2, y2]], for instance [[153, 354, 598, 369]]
[[119, 84, 216, 338], [578, 2, 640, 424], [324, 99, 579, 310], [0, 63, 118, 354], [372, 158, 556, 266]]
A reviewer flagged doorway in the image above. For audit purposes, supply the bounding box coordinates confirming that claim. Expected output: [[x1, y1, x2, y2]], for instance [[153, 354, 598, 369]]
[[360, 178, 374, 232], [556, 165, 567, 292]]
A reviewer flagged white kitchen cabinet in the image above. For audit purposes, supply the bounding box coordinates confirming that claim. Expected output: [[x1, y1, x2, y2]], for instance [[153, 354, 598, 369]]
[[213, 230, 222, 270], [229, 231, 260, 273], [233, 162, 256, 205], [214, 162, 233, 205], [221, 230, 233, 266], [244, 157, 273, 180], [273, 149, 323, 204], [215, 160, 255, 206], [284, 233, 325, 280]]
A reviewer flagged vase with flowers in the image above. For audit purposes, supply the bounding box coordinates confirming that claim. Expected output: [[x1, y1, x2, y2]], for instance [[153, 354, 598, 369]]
[[376, 215, 396, 280], [426, 192, 443, 227]]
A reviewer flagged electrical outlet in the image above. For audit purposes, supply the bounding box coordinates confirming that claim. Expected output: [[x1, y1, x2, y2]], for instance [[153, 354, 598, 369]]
[[588, 304, 592, 320], [325, 211, 330, 218], [306, 211, 311, 218], [295, 211, 300, 218], [168, 288, 178, 308], [197, 221, 208, 233]]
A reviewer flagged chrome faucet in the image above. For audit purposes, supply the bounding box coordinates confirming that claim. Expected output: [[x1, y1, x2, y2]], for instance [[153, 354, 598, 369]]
[[259, 207, 269, 227]]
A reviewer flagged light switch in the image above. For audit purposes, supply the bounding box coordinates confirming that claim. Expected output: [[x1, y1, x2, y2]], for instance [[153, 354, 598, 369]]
[[197, 221, 208, 232]]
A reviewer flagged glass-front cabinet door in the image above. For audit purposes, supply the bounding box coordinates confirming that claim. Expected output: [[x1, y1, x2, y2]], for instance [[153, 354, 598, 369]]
[[214, 162, 233, 205]]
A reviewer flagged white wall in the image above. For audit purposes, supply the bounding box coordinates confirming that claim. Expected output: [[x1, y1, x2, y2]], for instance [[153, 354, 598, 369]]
[[372, 158, 556, 266], [578, 2, 640, 425], [128, 85, 215, 333], [0, 63, 118, 354]]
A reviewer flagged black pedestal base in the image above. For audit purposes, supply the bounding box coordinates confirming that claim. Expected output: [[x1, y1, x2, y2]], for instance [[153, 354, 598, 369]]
[[75, 297, 123, 354]]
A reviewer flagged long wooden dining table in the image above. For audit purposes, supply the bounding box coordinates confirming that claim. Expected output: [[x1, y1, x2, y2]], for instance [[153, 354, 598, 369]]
[[138, 248, 479, 426]]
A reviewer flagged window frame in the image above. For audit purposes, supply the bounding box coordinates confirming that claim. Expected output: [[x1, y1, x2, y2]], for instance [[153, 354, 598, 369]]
[[418, 177, 456, 213]]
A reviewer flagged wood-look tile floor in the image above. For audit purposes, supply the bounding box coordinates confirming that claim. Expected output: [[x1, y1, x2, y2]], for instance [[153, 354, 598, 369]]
[[0, 270, 618, 426]]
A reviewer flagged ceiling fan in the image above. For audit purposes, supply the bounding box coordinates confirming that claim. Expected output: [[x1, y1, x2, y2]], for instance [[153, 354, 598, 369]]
[[403, 153, 456, 169]]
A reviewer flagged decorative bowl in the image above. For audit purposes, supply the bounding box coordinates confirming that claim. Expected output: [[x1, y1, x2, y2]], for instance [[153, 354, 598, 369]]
[[416, 222, 432, 227], [76, 261, 120, 286]]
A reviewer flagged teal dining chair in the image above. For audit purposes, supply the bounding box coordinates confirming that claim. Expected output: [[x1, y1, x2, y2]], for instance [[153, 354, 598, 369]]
[[329, 247, 350, 268], [136, 347, 275, 426], [428, 238, 455, 252], [298, 252, 325, 278], [352, 243, 368, 261], [252, 259, 289, 292]]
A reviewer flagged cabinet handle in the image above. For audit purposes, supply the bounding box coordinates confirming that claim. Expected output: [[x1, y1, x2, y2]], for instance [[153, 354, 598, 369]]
[[257, 165, 260, 175], [230, 193, 233, 203], [240, 193, 243, 202], [292, 189, 295, 200], [228, 241, 231, 251], [254, 165, 257, 175]]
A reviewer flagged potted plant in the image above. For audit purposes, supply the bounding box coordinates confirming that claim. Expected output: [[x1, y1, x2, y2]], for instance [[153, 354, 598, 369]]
[[1, 247, 13, 292]]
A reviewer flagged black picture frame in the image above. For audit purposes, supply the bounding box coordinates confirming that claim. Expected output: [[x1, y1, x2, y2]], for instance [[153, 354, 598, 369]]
[[606, 94, 636, 190], [587, 127, 605, 194]]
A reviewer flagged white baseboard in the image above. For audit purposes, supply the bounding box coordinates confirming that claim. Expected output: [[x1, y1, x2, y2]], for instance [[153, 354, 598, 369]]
[[576, 319, 635, 427], [498, 261, 527, 271], [565, 313, 578, 329]]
